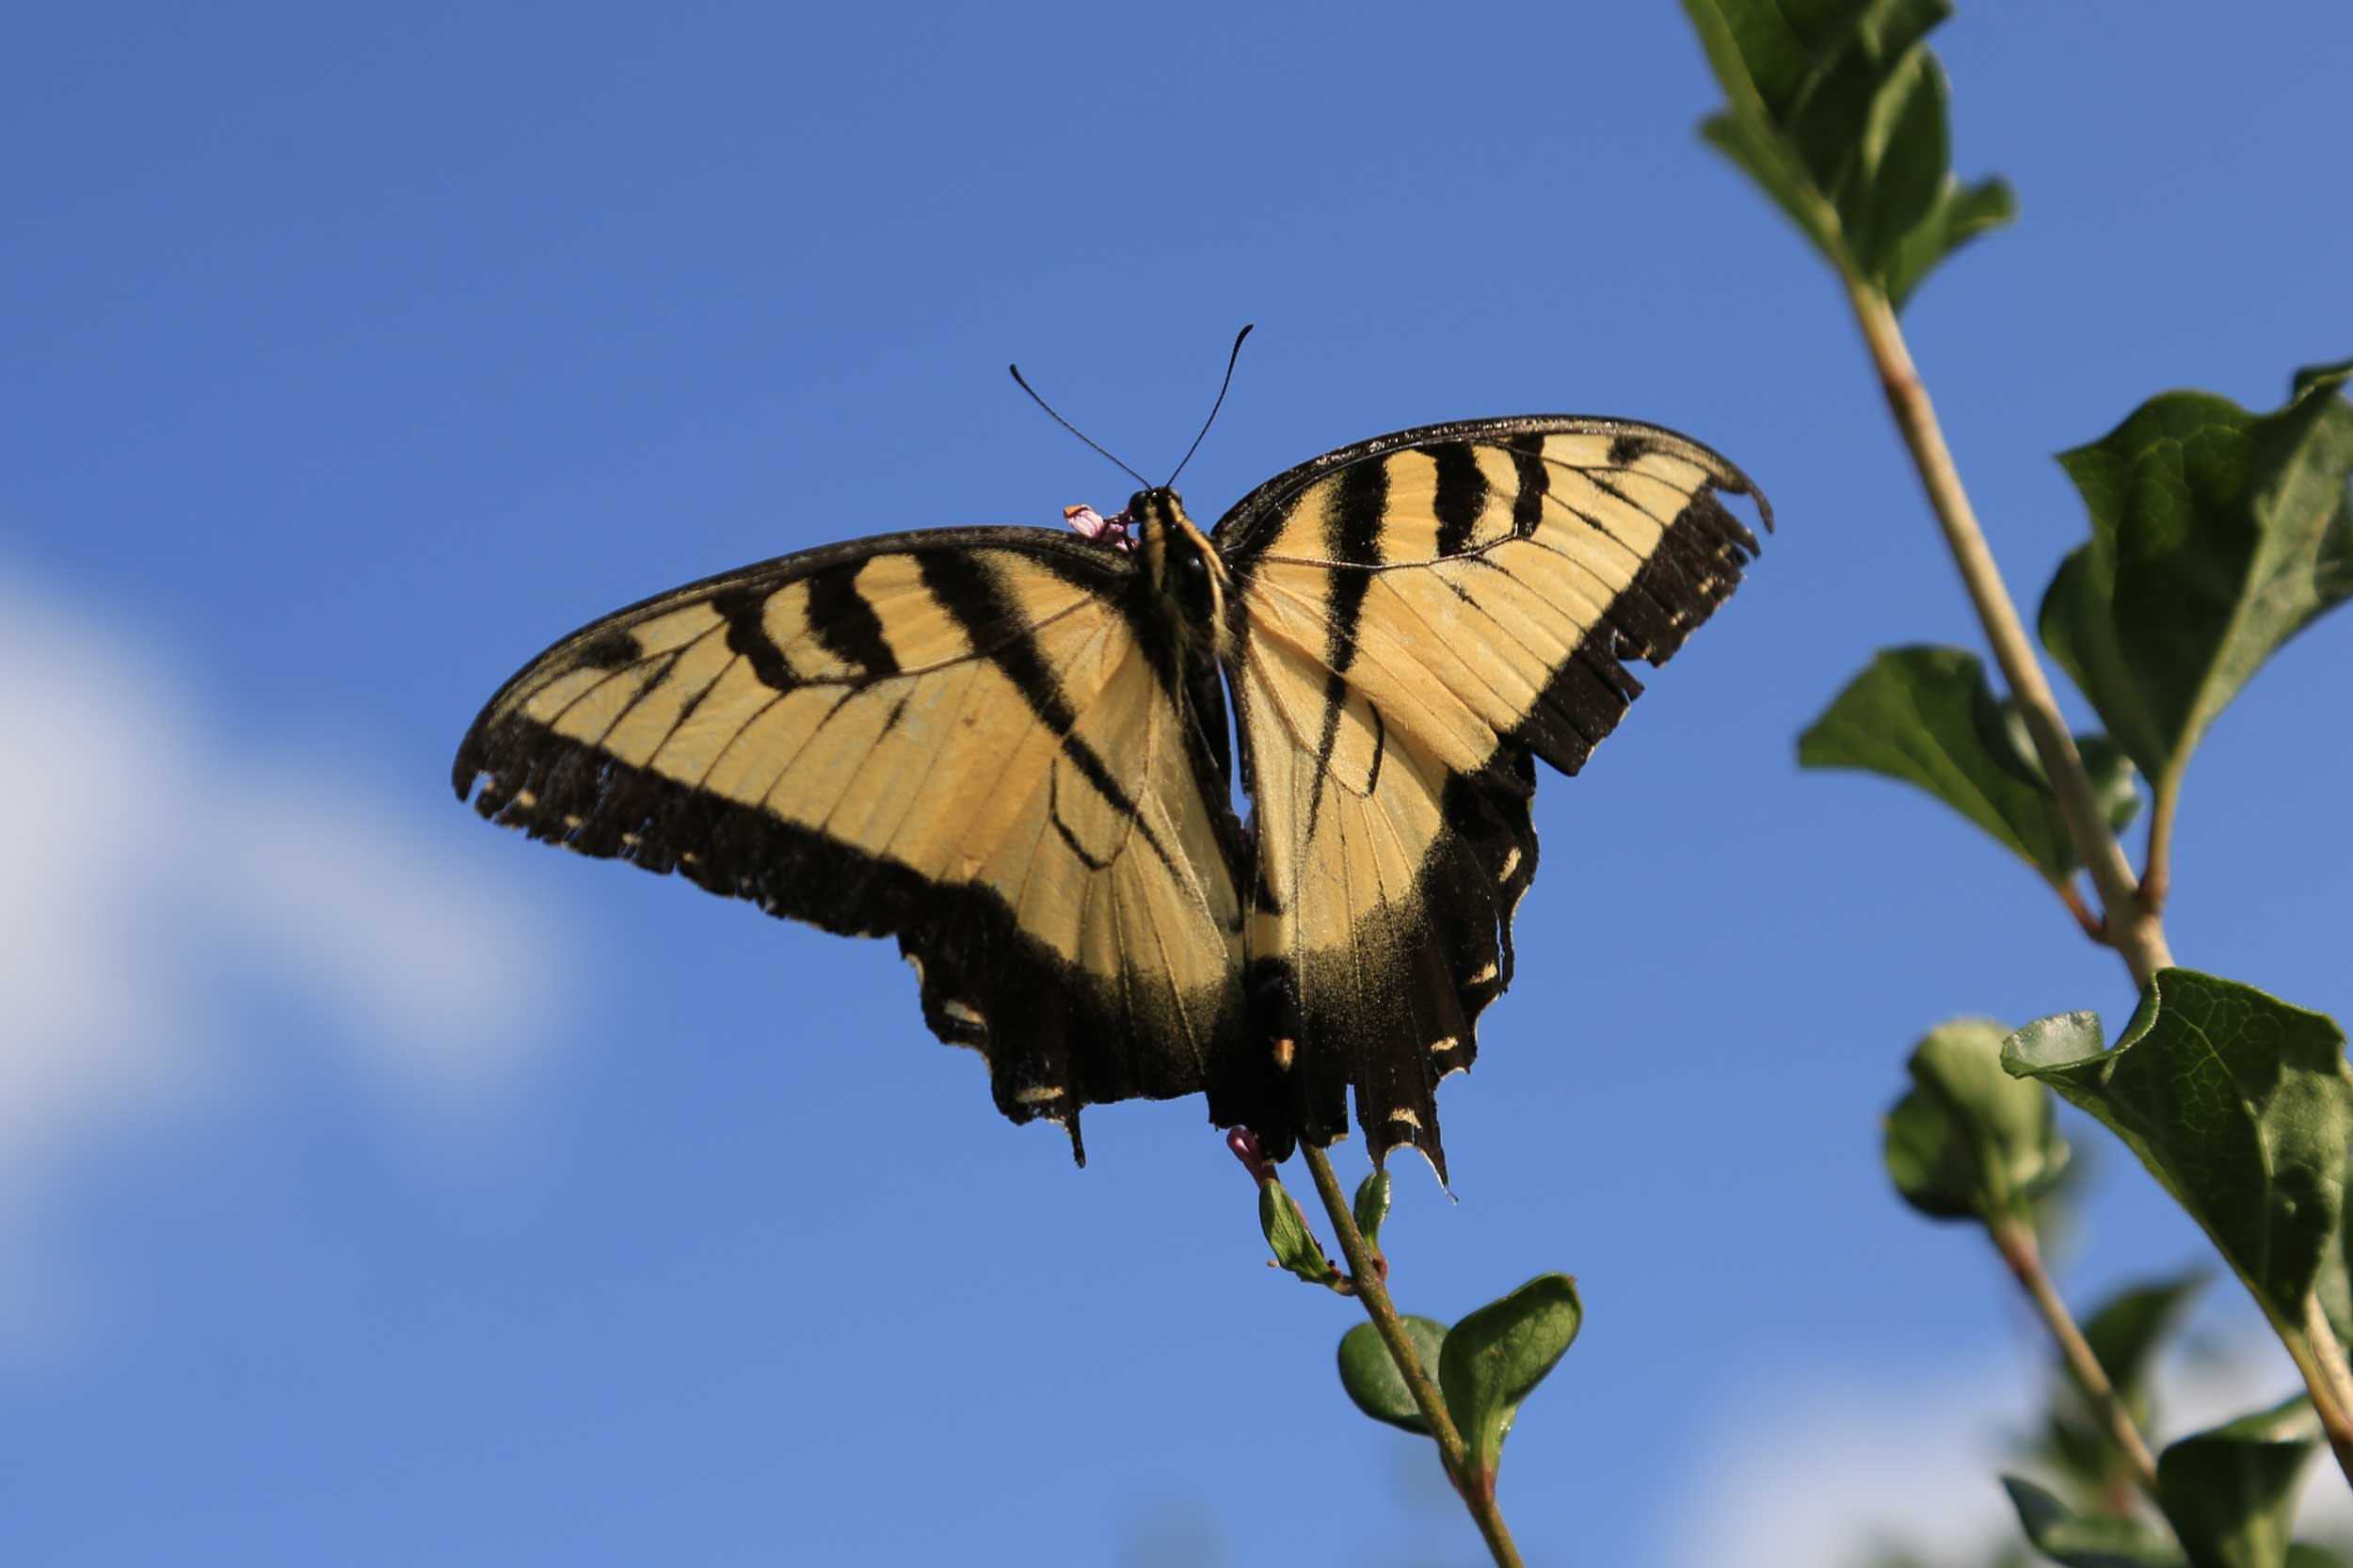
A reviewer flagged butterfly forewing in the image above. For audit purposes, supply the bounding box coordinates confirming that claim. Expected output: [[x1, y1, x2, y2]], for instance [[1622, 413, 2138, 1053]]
[[454, 528, 1257, 1156], [1214, 417, 1769, 1178]]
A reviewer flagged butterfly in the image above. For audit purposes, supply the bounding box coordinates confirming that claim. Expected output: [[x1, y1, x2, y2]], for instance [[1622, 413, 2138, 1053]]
[[453, 348, 1769, 1180]]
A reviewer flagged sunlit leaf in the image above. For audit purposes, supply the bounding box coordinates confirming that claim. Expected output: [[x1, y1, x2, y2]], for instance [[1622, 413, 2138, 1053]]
[[2004, 972, 2353, 1340], [1800, 645, 2135, 885], [1683, 0, 2012, 307], [2038, 1272, 2209, 1497], [1438, 1274, 1583, 1488], [2083, 1272, 2209, 1419], [1883, 1016, 2069, 1222], [1353, 1171, 1391, 1256], [2156, 1396, 2322, 1568], [2004, 1474, 2186, 1567], [2041, 364, 2353, 786], [2313, 1147, 2353, 1348], [1337, 1318, 1447, 1436], [1978, 696, 2143, 839], [1881, 171, 2017, 311], [1257, 1178, 1339, 1288]]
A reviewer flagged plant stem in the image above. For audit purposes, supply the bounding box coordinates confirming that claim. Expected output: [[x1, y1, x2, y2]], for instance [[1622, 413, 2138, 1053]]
[[1845, 281, 2174, 989], [2140, 764, 2185, 917], [1299, 1144, 1526, 1568], [2295, 1290, 2353, 1491], [2057, 881, 2104, 943], [1852, 287, 2353, 1502], [1990, 1218, 2161, 1496]]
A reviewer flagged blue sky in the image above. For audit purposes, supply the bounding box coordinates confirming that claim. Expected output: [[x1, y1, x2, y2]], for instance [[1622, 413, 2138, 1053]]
[[5, 4, 2349, 1564]]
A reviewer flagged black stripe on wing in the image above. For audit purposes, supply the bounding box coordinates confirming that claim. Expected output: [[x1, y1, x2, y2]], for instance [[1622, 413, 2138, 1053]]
[[452, 526, 1273, 1160], [463, 716, 1258, 1153], [1217, 416, 1769, 1177], [1210, 412, 1772, 567]]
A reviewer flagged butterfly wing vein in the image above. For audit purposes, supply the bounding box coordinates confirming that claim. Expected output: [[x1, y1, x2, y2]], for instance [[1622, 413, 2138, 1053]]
[[454, 533, 1254, 1159], [1218, 420, 1766, 1177]]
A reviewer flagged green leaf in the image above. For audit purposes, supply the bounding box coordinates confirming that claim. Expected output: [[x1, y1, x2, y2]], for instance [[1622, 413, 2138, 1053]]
[[1977, 696, 2143, 839], [2082, 1272, 2209, 1418], [1884, 1016, 2070, 1223], [2314, 1146, 2353, 1348], [1881, 173, 2016, 311], [2296, 359, 2353, 400], [2156, 1396, 2322, 1568], [1438, 1274, 1583, 1488], [2285, 1545, 2347, 1568], [1699, 112, 1841, 266], [1337, 1317, 1448, 1436], [2040, 1272, 2209, 1495], [1353, 1170, 1392, 1255], [1800, 646, 2137, 885], [1683, 0, 2012, 307], [2004, 1475, 2187, 1567], [2038, 1406, 2121, 1506], [1257, 1178, 1339, 1288], [2003, 971, 2353, 1338], [2041, 365, 2353, 786]]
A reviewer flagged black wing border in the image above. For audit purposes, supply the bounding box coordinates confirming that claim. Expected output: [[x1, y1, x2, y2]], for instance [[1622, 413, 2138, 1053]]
[[1207, 412, 1774, 1178], [1209, 413, 1775, 567], [449, 521, 1270, 1161]]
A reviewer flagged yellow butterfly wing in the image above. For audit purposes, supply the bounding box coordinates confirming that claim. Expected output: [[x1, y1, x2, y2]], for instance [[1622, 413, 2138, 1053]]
[[1215, 418, 1770, 1178], [454, 529, 1259, 1158]]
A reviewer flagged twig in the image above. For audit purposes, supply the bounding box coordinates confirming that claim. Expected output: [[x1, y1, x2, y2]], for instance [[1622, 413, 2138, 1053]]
[[1844, 281, 2174, 989], [2057, 880, 2105, 943], [1990, 1218, 2161, 1496], [2139, 765, 2185, 917], [1857, 277, 2353, 1499], [2297, 1291, 2353, 1491], [1299, 1144, 1527, 1568]]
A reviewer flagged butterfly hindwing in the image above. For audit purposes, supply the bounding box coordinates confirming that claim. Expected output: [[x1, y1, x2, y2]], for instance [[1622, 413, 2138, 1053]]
[[453, 529, 1254, 1156], [1216, 417, 1769, 1178]]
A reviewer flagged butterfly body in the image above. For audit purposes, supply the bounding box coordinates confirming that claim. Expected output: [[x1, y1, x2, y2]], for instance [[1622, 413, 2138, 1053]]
[[1128, 488, 1233, 666], [456, 415, 1769, 1179]]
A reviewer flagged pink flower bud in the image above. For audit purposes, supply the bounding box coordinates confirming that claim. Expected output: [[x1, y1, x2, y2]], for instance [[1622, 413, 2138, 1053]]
[[1226, 1127, 1276, 1186], [1064, 504, 1135, 552]]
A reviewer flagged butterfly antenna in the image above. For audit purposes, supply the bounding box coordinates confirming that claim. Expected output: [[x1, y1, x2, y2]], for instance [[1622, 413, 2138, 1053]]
[[1164, 324, 1254, 488], [1008, 361, 1149, 488]]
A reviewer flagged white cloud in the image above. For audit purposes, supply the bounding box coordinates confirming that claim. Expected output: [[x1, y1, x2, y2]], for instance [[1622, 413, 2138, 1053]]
[[1660, 1325, 2353, 1568], [0, 567, 576, 1363], [1657, 1344, 2038, 1568]]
